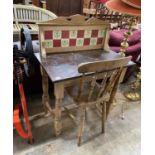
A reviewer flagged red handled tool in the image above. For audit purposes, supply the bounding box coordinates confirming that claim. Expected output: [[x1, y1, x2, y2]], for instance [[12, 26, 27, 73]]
[[13, 45, 33, 144]]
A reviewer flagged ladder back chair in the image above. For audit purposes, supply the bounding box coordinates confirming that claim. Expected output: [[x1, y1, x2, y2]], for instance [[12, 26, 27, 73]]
[[65, 56, 131, 146]]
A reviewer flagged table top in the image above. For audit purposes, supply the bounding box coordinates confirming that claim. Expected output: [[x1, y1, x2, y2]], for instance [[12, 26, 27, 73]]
[[34, 50, 135, 83]]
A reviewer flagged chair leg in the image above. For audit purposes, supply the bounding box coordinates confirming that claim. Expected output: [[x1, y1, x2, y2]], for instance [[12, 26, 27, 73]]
[[101, 102, 106, 133], [77, 106, 86, 146], [120, 101, 125, 120], [85, 107, 87, 118]]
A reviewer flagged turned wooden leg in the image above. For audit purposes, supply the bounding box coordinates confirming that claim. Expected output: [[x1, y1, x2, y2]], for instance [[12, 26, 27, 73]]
[[119, 68, 127, 83], [77, 105, 86, 146], [101, 102, 106, 133], [40, 66, 50, 116], [54, 83, 64, 136]]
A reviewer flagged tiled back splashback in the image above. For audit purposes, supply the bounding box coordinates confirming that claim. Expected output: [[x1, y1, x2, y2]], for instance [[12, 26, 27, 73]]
[[42, 29, 106, 49], [38, 15, 110, 56]]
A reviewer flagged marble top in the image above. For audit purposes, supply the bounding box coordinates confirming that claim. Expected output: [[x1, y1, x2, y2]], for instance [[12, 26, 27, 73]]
[[34, 50, 134, 83]]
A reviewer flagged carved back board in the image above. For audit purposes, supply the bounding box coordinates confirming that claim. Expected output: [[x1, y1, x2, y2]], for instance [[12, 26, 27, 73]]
[[38, 14, 110, 57]]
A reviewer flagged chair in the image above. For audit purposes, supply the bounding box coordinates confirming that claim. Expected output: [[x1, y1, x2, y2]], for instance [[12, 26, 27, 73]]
[[64, 56, 131, 146]]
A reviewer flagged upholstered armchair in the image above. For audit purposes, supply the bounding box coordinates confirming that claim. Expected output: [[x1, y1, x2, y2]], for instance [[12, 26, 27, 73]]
[[109, 28, 141, 62], [109, 28, 141, 81]]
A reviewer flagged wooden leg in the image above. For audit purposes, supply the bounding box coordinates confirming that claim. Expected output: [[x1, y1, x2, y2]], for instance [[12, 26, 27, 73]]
[[77, 105, 86, 146], [121, 102, 125, 120], [107, 93, 117, 118], [54, 83, 64, 136], [101, 102, 106, 133], [40, 66, 50, 116], [95, 103, 102, 116], [106, 72, 120, 118], [119, 68, 127, 83]]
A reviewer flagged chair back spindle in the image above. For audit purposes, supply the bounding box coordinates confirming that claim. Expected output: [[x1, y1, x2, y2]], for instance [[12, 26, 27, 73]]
[[77, 56, 132, 103]]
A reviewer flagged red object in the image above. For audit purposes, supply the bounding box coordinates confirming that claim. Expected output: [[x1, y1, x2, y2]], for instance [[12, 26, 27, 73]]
[[13, 83, 33, 144], [91, 30, 98, 37], [77, 30, 84, 38], [43, 30, 105, 47], [97, 0, 109, 3], [105, 0, 141, 16], [84, 38, 90, 45], [97, 38, 103, 44], [62, 31, 69, 38], [53, 40, 61, 47], [44, 31, 53, 39], [122, 0, 141, 9], [70, 39, 76, 46]]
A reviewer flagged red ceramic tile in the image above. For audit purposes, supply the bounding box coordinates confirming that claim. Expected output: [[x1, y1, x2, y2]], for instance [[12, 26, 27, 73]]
[[97, 38, 103, 44], [53, 40, 61, 47], [77, 30, 84, 38], [84, 38, 90, 45], [69, 39, 76, 46], [91, 30, 98, 37], [62, 31, 69, 38], [44, 31, 53, 39]]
